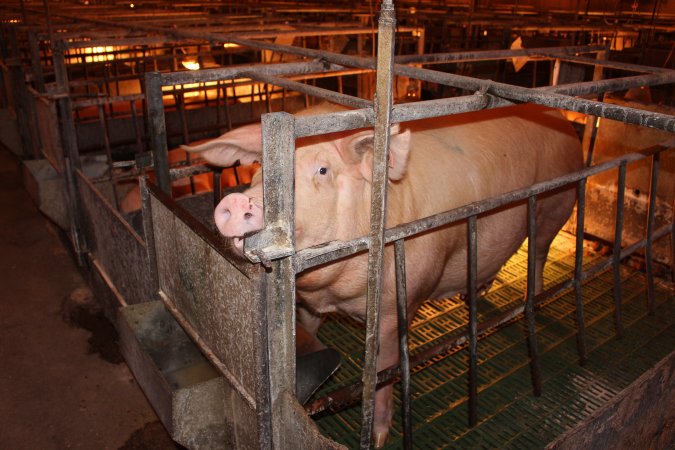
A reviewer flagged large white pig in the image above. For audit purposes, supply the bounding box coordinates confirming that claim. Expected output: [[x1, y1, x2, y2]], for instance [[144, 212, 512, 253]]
[[186, 103, 583, 447]]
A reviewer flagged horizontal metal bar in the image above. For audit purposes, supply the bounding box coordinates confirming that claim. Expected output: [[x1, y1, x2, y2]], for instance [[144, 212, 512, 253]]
[[392, 64, 675, 131], [71, 93, 145, 108], [243, 70, 371, 109], [538, 72, 675, 97], [534, 51, 673, 74], [159, 61, 345, 85], [394, 44, 606, 65]]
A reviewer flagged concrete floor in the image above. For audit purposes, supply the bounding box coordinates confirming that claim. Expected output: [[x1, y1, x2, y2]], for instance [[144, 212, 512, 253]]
[[0, 146, 181, 449]]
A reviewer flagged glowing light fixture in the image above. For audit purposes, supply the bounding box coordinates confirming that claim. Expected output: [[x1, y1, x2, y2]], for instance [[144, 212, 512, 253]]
[[223, 43, 240, 49], [181, 60, 200, 71]]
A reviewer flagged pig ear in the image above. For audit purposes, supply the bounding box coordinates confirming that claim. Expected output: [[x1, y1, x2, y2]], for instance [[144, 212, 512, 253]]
[[181, 123, 262, 167], [342, 124, 411, 182]]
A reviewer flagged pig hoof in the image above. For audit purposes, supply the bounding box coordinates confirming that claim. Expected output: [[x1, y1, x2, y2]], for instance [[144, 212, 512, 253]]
[[373, 431, 389, 448]]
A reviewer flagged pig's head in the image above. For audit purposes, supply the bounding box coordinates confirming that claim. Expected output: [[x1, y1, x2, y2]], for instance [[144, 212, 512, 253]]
[[189, 113, 412, 254]]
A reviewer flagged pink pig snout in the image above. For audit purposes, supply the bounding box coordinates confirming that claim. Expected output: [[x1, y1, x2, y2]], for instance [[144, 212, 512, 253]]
[[214, 193, 263, 252]]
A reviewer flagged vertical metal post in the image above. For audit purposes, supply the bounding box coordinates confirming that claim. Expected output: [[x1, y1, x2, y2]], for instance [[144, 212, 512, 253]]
[[96, 104, 119, 210], [360, 1, 396, 448], [645, 153, 660, 314], [467, 215, 479, 426], [613, 162, 627, 337], [256, 111, 296, 450], [394, 239, 412, 449], [526, 195, 543, 396], [28, 31, 45, 93], [130, 99, 144, 155], [573, 179, 588, 365], [144, 72, 171, 194], [212, 170, 221, 207], [53, 39, 86, 263], [139, 176, 159, 298], [583, 50, 606, 167]]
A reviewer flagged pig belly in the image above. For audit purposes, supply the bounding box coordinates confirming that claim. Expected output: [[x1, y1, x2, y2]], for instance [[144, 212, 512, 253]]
[[428, 205, 528, 301]]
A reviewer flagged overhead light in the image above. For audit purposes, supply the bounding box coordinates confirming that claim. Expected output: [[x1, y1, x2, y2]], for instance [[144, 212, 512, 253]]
[[182, 60, 200, 71]]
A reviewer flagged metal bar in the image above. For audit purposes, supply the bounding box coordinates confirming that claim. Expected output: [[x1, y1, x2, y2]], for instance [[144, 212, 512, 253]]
[[160, 61, 345, 86], [129, 99, 144, 156], [526, 195, 543, 396], [212, 169, 221, 208], [613, 161, 627, 337], [645, 153, 660, 314], [242, 112, 297, 450], [534, 50, 673, 74], [159, 292, 258, 409], [392, 64, 675, 132], [573, 179, 588, 365], [243, 70, 372, 109], [144, 72, 171, 194], [467, 215, 479, 427], [394, 239, 412, 450], [360, 1, 396, 447], [96, 103, 120, 210], [393, 44, 606, 65]]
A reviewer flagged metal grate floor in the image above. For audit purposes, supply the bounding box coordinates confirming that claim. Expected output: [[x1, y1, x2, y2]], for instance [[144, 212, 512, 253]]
[[312, 232, 675, 449]]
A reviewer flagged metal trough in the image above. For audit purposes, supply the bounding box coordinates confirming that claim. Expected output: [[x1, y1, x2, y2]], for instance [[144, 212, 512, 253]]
[[118, 300, 228, 449]]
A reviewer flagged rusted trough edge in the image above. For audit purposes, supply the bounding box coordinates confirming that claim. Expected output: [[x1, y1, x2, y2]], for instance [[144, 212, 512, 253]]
[[88, 255, 128, 308], [157, 293, 257, 410]]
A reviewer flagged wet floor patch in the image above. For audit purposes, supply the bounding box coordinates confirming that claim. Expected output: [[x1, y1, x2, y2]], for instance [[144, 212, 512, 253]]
[[118, 421, 185, 450], [61, 286, 123, 364]]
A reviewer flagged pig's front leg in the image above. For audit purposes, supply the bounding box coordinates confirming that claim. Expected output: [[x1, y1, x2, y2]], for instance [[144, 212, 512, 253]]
[[296, 304, 325, 356], [372, 322, 400, 448]]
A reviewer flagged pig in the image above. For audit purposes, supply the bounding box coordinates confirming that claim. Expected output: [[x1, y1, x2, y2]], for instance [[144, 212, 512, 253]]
[[186, 103, 583, 447]]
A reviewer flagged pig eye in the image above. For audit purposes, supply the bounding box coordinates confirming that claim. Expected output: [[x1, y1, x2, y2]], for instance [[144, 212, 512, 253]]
[[318, 167, 328, 175]]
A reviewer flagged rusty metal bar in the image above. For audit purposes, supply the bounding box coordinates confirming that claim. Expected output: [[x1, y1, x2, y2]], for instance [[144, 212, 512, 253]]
[[467, 215, 479, 427], [533, 50, 673, 74], [393, 44, 606, 65], [645, 152, 660, 314], [144, 71, 171, 194], [96, 103, 120, 210], [394, 239, 412, 450], [242, 111, 297, 449], [526, 195, 543, 396], [244, 70, 372, 109], [212, 170, 221, 208], [573, 178, 588, 365], [613, 161, 627, 337], [392, 64, 675, 132], [360, 1, 396, 447], [129, 99, 144, 156]]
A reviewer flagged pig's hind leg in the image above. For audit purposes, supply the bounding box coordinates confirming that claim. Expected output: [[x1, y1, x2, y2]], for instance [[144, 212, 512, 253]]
[[533, 186, 577, 294]]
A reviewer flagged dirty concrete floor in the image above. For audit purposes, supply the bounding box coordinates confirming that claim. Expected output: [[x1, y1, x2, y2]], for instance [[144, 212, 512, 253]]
[[0, 146, 182, 449]]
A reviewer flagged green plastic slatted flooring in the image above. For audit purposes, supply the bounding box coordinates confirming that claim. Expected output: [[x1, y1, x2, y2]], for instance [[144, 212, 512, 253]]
[[312, 233, 675, 449]]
